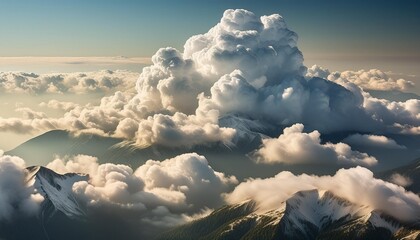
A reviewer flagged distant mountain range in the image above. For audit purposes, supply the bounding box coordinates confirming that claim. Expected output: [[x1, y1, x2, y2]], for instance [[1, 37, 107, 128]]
[[6, 118, 420, 180], [5, 129, 366, 179], [158, 190, 419, 240]]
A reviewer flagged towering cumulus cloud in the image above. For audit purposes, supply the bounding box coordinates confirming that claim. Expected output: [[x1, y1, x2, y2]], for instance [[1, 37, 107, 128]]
[[0, 9, 419, 153]]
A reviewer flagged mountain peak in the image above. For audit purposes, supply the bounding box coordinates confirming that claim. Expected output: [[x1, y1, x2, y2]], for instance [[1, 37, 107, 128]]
[[158, 189, 420, 240], [26, 165, 87, 184], [27, 166, 88, 219]]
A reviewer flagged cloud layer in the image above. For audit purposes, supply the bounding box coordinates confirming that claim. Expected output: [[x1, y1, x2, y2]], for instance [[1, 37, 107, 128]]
[[2, 151, 419, 231], [0, 70, 138, 94], [47, 153, 237, 227], [306, 65, 415, 92]]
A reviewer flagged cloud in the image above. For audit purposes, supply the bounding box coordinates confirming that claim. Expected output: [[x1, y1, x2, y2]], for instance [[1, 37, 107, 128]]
[[39, 100, 80, 111], [46, 155, 99, 176], [389, 173, 413, 187], [305, 65, 331, 79], [134, 112, 236, 148], [3, 150, 419, 232], [0, 70, 138, 94], [306, 65, 415, 92], [54, 91, 236, 148], [135, 47, 210, 114], [47, 153, 237, 227], [343, 134, 406, 149], [184, 9, 304, 83], [251, 124, 378, 166], [0, 9, 418, 149], [135, 153, 238, 212], [0, 117, 58, 134], [393, 123, 420, 135], [363, 97, 420, 134], [15, 107, 47, 119], [0, 154, 43, 220], [226, 166, 420, 223]]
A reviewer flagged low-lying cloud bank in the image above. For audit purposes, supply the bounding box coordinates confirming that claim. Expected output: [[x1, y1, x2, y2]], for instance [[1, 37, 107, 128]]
[[0, 70, 138, 94], [1, 152, 419, 226]]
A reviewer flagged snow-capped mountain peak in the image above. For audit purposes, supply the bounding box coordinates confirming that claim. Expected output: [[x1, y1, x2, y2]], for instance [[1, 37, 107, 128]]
[[285, 189, 370, 229], [26, 166, 88, 219], [158, 189, 420, 240]]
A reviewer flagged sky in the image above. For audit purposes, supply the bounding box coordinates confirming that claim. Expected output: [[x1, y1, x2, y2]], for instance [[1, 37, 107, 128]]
[[1, 0, 420, 59]]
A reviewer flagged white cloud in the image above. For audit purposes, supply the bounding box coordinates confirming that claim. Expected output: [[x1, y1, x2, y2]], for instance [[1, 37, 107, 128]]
[[134, 113, 236, 148], [2, 150, 419, 231], [184, 9, 304, 82], [46, 155, 99, 176], [135, 153, 238, 212], [0, 70, 138, 94], [343, 134, 406, 149], [305, 65, 330, 79], [47, 153, 237, 227], [252, 124, 377, 166], [135, 47, 210, 114], [39, 100, 80, 111], [0, 117, 58, 134], [15, 107, 47, 119], [0, 154, 43, 220], [226, 166, 420, 223], [306, 65, 415, 92], [393, 123, 420, 135], [389, 173, 413, 187], [363, 96, 420, 134]]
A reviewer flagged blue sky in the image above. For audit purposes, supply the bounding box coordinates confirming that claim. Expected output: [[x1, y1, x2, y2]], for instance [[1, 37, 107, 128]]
[[1, 0, 420, 59]]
